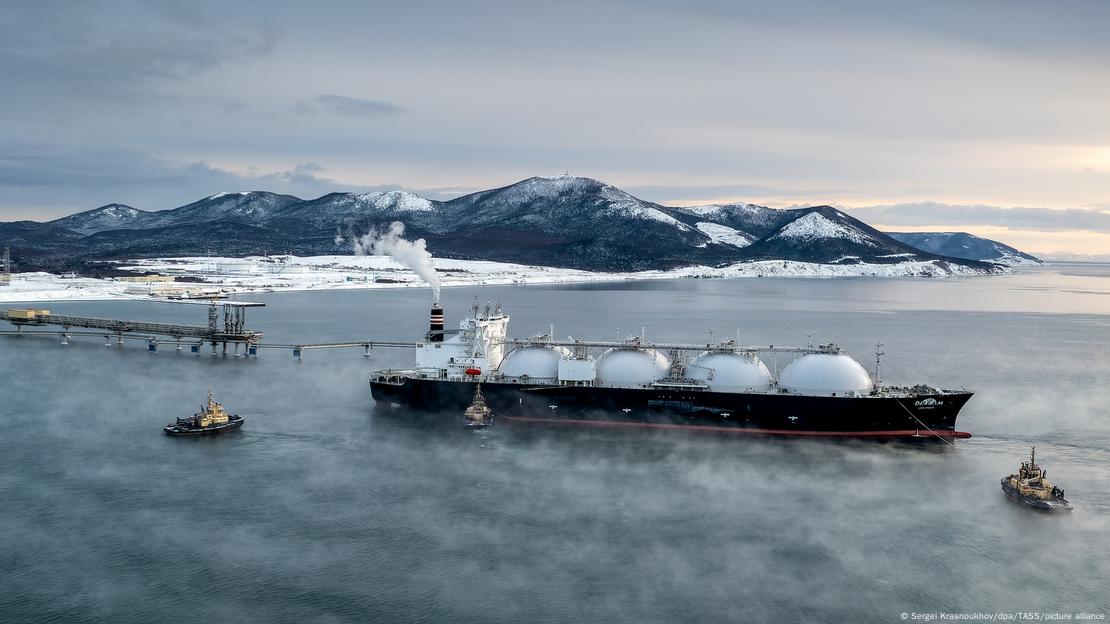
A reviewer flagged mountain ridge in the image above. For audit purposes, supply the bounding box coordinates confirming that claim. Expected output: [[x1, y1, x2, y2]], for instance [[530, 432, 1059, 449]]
[[886, 231, 1041, 265], [1, 176, 1029, 274]]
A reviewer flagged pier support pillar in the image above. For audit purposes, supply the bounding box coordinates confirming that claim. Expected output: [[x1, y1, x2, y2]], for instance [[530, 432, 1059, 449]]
[[148, 339, 157, 353], [105, 334, 111, 347], [293, 347, 302, 361], [363, 345, 370, 357]]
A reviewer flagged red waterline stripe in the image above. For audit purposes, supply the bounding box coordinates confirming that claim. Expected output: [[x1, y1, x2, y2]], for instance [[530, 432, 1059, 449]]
[[499, 415, 972, 439]]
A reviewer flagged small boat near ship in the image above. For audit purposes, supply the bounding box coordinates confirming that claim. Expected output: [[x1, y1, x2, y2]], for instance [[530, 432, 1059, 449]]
[[164, 389, 244, 436], [1001, 447, 1071, 512], [463, 384, 493, 428]]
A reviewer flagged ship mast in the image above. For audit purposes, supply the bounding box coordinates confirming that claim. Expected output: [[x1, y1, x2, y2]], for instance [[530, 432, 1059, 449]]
[[874, 342, 884, 388]]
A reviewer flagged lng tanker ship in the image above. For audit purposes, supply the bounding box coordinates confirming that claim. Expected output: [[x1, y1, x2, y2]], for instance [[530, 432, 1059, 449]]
[[369, 303, 973, 439]]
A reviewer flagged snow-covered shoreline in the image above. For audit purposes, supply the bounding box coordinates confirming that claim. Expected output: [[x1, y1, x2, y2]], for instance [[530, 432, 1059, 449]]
[[0, 254, 1002, 303]]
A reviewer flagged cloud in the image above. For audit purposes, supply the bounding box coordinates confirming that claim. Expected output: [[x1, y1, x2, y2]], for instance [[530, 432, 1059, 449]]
[[0, 139, 486, 220], [844, 202, 1110, 234], [624, 183, 855, 205], [299, 95, 401, 118], [0, 2, 279, 93], [0, 140, 412, 218], [645, 0, 1110, 66]]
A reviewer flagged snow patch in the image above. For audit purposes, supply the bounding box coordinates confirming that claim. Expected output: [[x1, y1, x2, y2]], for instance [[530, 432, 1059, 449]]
[[596, 186, 688, 228], [994, 252, 1041, 267], [683, 203, 758, 217], [352, 191, 433, 212], [0, 254, 1003, 304], [98, 205, 138, 218], [708, 259, 987, 278], [771, 212, 877, 247], [694, 222, 753, 248], [536, 174, 586, 181]]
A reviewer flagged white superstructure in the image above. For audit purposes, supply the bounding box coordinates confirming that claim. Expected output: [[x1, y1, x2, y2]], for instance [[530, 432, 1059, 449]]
[[414, 302, 509, 380]]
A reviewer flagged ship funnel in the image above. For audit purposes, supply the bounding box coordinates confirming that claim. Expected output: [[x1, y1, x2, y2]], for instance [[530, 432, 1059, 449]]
[[429, 304, 445, 342]]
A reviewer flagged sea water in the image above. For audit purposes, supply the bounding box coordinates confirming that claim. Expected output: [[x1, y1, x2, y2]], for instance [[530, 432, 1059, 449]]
[[1, 264, 1108, 622]]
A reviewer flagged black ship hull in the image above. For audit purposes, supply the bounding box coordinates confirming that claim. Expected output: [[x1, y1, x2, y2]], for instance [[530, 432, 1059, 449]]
[[369, 377, 972, 439]]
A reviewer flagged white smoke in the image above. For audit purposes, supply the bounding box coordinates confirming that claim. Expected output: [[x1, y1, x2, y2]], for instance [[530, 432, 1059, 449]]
[[350, 221, 441, 302]]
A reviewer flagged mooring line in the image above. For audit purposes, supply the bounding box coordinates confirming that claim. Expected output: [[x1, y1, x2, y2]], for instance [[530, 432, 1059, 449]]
[[896, 398, 956, 446]]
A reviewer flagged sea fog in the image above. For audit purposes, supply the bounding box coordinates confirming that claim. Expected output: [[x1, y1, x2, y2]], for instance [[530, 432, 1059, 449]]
[[1, 265, 1108, 622]]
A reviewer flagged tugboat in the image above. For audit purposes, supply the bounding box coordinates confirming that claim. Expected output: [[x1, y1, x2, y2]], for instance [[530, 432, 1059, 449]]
[[164, 389, 244, 436], [463, 384, 493, 428], [1001, 447, 1072, 512]]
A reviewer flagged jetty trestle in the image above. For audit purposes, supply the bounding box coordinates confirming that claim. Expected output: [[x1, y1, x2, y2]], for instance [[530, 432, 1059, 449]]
[[1, 302, 263, 356], [1, 304, 416, 360]]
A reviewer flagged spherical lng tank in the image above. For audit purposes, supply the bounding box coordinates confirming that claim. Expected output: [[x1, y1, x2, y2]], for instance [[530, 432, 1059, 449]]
[[777, 353, 874, 396], [497, 346, 572, 379], [685, 352, 773, 392], [595, 349, 670, 387]]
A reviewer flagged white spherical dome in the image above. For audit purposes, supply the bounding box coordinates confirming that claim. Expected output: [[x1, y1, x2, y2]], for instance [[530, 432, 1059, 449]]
[[498, 346, 571, 379], [778, 353, 873, 396], [596, 349, 670, 387], [686, 352, 772, 392]]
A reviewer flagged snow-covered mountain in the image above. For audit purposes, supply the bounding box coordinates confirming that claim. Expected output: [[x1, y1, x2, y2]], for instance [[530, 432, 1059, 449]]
[[133, 191, 302, 227], [772, 211, 876, 246], [887, 232, 1041, 266], [436, 176, 692, 235], [48, 204, 148, 235], [276, 191, 437, 231], [1, 177, 1023, 274], [741, 206, 941, 265], [427, 176, 721, 270]]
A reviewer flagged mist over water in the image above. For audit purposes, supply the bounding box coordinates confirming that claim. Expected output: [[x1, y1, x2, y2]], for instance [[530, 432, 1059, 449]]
[[2, 264, 1109, 622]]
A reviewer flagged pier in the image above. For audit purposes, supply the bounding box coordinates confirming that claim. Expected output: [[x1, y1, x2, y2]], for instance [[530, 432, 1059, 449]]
[[0, 302, 415, 359]]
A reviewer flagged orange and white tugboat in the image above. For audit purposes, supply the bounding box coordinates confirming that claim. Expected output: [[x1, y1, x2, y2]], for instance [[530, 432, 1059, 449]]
[[463, 384, 493, 428], [1001, 447, 1072, 512], [164, 389, 244, 436]]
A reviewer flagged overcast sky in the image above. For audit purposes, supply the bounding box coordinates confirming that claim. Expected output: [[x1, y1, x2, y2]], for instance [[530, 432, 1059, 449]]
[[2, 0, 1109, 255]]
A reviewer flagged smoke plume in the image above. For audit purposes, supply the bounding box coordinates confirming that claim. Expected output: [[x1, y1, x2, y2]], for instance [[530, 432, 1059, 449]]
[[350, 221, 441, 301]]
